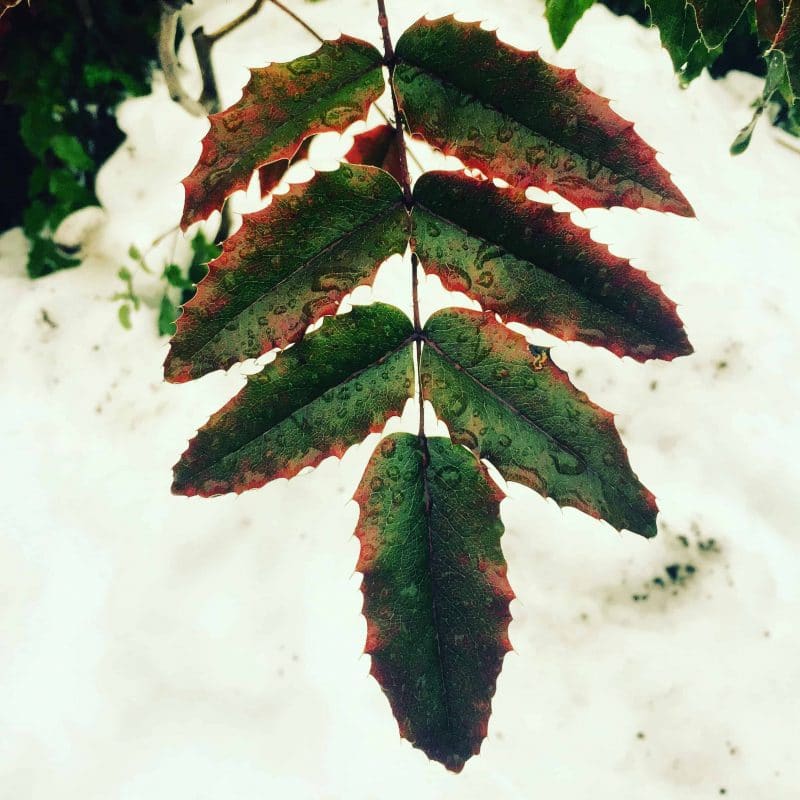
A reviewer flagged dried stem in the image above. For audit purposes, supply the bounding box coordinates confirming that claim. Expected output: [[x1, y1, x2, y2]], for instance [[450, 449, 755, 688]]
[[376, 0, 426, 438], [158, 6, 206, 116]]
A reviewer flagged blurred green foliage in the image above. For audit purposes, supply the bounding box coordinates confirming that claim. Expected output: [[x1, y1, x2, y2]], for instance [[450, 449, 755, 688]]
[[0, 1, 160, 277], [547, 0, 800, 150]]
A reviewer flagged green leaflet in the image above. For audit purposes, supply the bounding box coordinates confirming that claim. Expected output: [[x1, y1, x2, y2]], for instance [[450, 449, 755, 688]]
[[355, 433, 512, 773], [422, 308, 658, 536], [165, 165, 409, 383], [181, 36, 385, 228], [413, 171, 691, 362], [393, 16, 693, 215], [172, 304, 414, 497], [645, 0, 723, 83], [545, 0, 596, 48], [688, 0, 751, 49]]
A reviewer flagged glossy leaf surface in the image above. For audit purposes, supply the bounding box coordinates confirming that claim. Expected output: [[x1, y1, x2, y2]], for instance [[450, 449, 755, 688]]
[[413, 171, 691, 362], [345, 124, 405, 184], [165, 165, 409, 383], [181, 36, 385, 228], [422, 308, 658, 536], [172, 304, 414, 497], [393, 16, 692, 215], [355, 433, 512, 772]]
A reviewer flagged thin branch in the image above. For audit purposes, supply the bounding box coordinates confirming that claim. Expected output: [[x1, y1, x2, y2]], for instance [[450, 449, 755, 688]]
[[158, 5, 206, 116], [192, 28, 222, 112], [268, 0, 325, 43], [376, 0, 425, 438], [206, 0, 266, 42]]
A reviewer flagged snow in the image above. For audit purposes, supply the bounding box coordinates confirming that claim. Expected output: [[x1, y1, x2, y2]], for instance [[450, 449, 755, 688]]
[[1, 0, 799, 796]]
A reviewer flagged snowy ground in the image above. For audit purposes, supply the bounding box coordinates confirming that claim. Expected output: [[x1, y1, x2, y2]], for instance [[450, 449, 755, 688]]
[[2, 0, 800, 797]]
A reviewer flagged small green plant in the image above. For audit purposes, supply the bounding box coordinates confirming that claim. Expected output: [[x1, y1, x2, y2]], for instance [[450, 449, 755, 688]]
[[165, 4, 695, 770], [112, 233, 219, 334]]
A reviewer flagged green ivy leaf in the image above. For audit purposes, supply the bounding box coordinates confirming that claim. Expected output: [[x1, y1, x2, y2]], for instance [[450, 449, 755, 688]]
[[355, 433, 512, 772], [165, 165, 409, 383], [393, 16, 693, 215], [545, 0, 596, 48], [422, 308, 659, 536], [413, 171, 691, 361], [172, 304, 414, 497], [180, 36, 385, 229]]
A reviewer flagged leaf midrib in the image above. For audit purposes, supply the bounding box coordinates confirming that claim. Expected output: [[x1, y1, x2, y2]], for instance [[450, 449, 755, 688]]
[[415, 204, 679, 350], [418, 439, 457, 745], [180, 199, 406, 363], [423, 336, 589, 468], [237, 53, 383, 166], [181, 336, 413, 482], [394, 61, 663, 196]]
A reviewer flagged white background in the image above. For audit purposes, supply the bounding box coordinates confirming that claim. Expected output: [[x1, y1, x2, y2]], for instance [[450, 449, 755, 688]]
[[1, 0, 799, 797]]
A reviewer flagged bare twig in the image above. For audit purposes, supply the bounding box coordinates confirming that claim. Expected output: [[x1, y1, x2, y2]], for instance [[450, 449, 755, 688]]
[[191, 28, 221, 112], [158, 5, 206, 116], [268, 0, 325, 43], [206, 0, 267, 42]]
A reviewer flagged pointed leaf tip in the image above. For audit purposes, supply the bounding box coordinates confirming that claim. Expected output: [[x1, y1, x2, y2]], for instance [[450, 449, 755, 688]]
[[356, 433, 512, 770]]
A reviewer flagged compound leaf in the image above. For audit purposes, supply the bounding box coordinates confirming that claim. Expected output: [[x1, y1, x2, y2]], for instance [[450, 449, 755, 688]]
[[345, 124, 405, 184], [422, 308, 658, 536], [165, 165, 409, 383], [181, 36, 385, 229], [413, 171, 690, 362], [355, 433, 512, 772], [545, 0, 596, 49], [172, 304, 414, 497], [393, 16, 692, 215]]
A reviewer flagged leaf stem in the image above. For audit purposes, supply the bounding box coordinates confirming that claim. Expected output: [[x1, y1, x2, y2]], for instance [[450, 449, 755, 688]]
[[376, 0, 425, 437]]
